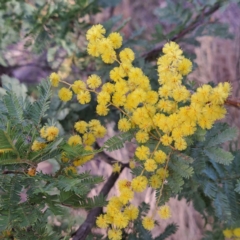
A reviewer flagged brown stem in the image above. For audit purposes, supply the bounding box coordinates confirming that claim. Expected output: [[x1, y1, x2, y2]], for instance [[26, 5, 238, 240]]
[[225, 98, 240, 108]]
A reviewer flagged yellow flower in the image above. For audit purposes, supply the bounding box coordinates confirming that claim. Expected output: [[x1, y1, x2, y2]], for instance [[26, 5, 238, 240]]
[[88, 119, 101, 129], [112, 211, 129, 229], [112, 162, 121, 173], [119, 188, 134, 205], [61, 152, 69, 163], [68, 135, 82, 146], [124, 204, 139, 221], [31, 140, 46, 151], [49, 72, 60, 87], [149, 174, 162, 189], [158, 85, 172, 98], [162, 41, 182, 61], [83, 132, 95, 145], [87, 74, 102, 89], [45, 126, 59, 141], [154, 150, 167, 164], [172, 86, 190, 102], [158, 205, 171, 219], [108, 32, 123, 49], [118, 118, 131, 132], [71, 80, 86, 94], [234, 228, 240, 237], [87, 41, 100, 57], [131, 176, 148, 192], [102, 82, 115, 93], [110, 67, 125, 82], [144, 159, 157, 172], [108, 228, 122, 240], [178, 58, 192, 75], [97, 91, 110, 105], [145, 91, 158, 104], [98, 38, 114, 54], [96, 104, 109, 116], [142, 216, 154, 231], [129, 159, 136, 169], [136, 130, 149, 143], [86, 24, 106, 42], [174, 138, 187, 151], [93, 125, 106, 138], [77, 91, 91, 104], [119, 48, 135, 63], [101, 50, 116, 64], [223, 229, 233, 238], [156, 168, 169, 179], [135, 145, 150, 160], [112, 92, 126, 107], [40, 126, 47, 138], [161, 135, 173, 146], [118, 179, 131, 191], [96, 214, 109, 228], [74, 120, 88, 134], [27, 167, 36, 176], [58, 87, 73, 102], [107, 197, 123, 216]]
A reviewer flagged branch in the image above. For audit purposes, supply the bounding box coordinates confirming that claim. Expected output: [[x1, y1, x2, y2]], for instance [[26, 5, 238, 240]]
[[72, 154, 129, 240], [225, 98, 240, 108], [142, 2, 221, 61]]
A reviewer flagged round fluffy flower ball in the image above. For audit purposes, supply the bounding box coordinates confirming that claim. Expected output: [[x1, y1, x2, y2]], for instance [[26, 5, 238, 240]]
[[142, 216, 154, 231], [58, 87, 73, 102], [68, 135, 82, 146], [144, 159, 157, 172], [158, 205, 171, 220], [108, 32, 123, 49], [233, 228, 240, 237], [96, 214, 108, 229], [87, 74, 102, 89], [49, 72, 60, 87], [45, 126, 59, 141], [131, 176, 148, 192], [108, 228, 122, 240], [74, 120, 88, 134], [118, 118, 131, 132], [223, 229, 233, 238], [124, 204, 139, 221]]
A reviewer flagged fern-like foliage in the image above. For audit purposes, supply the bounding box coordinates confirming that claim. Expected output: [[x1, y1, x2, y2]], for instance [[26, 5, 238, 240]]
[[155, 223, 178, 240], [178, 123, 240, 227], [26, 80, 52, 125], [0, 79, 106, 237], [103, 128, 137, 151]]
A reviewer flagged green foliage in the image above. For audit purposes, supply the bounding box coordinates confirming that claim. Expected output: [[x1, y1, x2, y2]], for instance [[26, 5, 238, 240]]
[[103, 128, 137, 152], [0, 79, 106, 237], [155, 223, 178, 240]]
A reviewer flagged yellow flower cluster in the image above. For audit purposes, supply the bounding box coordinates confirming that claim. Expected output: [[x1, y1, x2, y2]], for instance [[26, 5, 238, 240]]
[[96, 179, 139, 240], [223, 228, 240, 239], [31, 125, 59, 153], [62, 119, 106, 172], [82, 25, 231, 233], [48, 24, 231, 234], [40, 126, 59, 142]]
